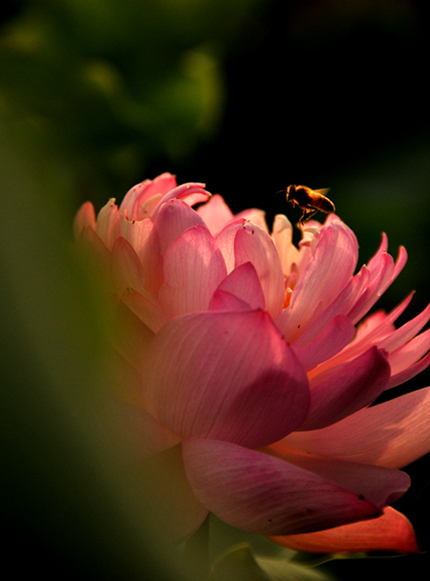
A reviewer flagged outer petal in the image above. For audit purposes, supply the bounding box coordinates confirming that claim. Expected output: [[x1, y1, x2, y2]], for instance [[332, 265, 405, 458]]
[[158, 225, 228, 317], [298, 347, 390, 431], [262, 444, 409, 507], [120, 216, 163, 295], [121, 288, 170, 333], [143, 310, 310, 448], [283, 386, 430, 469], [110, 237, 146, 296], [269, 507, 419, 554], [277, 221, 358, 343], [95, 198, 121, 250], [182, 440, 383, 536], [73, 201, 96, 239]]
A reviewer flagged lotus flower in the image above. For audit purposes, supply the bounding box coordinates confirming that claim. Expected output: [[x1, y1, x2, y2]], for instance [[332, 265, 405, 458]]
[[74, 173, 430, 554]]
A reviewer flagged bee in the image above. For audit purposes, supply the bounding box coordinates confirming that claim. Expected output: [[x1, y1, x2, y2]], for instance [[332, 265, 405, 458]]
[[284, 185, 335, 226]]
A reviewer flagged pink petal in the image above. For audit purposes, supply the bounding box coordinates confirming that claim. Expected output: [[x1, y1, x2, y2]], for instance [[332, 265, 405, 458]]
[[314, 294, 414, 374], [153, 197, 209, 255], [158, 225, 227, 317], [182, 439, 383, 536], [110, 237, 145, 296], [291, 314, 356, 371], [233, 222, 285, 320], [196, 194, 234, 236], [95, 198, 121, 250], [121, 288, 170, 333], [388, 328, 430, 375], [150, 182, 211, 220], [263, 443, 410, 507], [387, 349, 430, 389], [120, 216, 163, 295], [298, 347, 390, 431], [216, 218, 247, 273], [283, 386, 430, 469], [277, 221, 358, 343], [235, 208, 269, 233], [269, 507, 419, 554], [378, 302, 430, 353], [212, 262, 266, 311], [209, 290, 253, 311], [73, 201, 96, 239], [271, 214, 299, 277], [143, 310, 310, 448], [119, 173, 177, 220], [347, 244, 408, 325], [278, 265, 369, 347]]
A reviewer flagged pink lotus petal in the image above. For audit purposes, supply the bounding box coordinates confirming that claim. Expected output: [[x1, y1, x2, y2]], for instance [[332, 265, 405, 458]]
[[278, 221, 358, 343], [263, 444, 410, 507], [347, 244, 408, 325], [110, 237, 145, 296], [150, 182, 211, 220], [213, 262, 266, 311], [299, 347, 390, 431], [120, 216, 163, 295], [269, 507, 419, 554], [119, 173, 177, 220], [132, 444, 208, 544], [196, 194, 235, 236], [209, 290, 253, 311], [73, 201, 96, 239], [387, 349, 430, 389], [235, 208, 269, 233], [153, 197, 209, 255], [291, 315, 356, 371], [182, 439, 382, 536], [143, 310, 310, 448], [271, 214, 299, 278], [158, 225, 227, 317], [95, 198, 121, 250], [283, 385, 430, 469], [233, 222, 285, 320], [279, 265, 369, 347], [121, 288, 170, 333], [387, 328, 430, 375], [216, 218, 247, 273], [314, 294, 414, 374], [378, 302, 430, 353]]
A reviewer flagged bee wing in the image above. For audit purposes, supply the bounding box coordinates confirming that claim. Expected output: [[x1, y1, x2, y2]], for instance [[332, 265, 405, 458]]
[[313, 188, 331, 196]]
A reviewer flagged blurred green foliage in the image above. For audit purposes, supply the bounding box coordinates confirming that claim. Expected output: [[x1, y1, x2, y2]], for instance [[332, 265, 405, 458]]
[[0, 0, 263, 205]]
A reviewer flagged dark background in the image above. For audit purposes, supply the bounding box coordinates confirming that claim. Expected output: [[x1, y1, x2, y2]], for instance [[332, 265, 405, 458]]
[[1, 1, 429, 579]]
